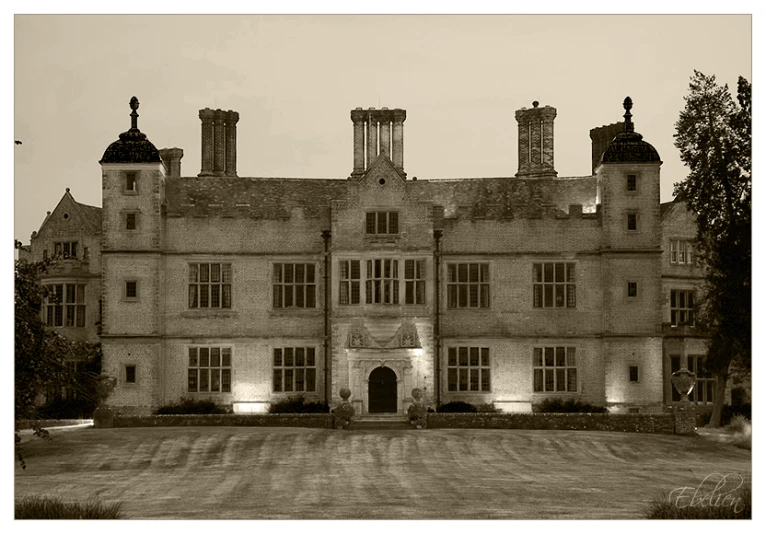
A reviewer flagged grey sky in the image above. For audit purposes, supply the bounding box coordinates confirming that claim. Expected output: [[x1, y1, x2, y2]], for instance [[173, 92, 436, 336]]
[[14, 14, 751, 243]]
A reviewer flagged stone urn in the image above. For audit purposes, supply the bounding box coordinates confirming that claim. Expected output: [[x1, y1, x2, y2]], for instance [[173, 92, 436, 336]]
[[407, 388, 428, 429], [671, 369, 697, 402], [333, 387, 355, 430]]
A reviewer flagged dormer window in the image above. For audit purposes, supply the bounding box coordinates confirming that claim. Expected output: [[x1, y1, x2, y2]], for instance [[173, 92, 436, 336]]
[[366, 211, 399, 235], [125, 172, 137, 192]]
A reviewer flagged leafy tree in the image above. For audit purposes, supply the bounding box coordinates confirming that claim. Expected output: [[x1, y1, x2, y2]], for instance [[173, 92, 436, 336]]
[[674, 71, 751, 427]]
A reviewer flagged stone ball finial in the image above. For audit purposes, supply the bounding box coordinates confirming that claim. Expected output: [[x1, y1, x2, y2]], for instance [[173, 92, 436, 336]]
[[339, 387, 351, 401], [532, 101, 539, 108], [411, 388, 423, 402], [65, 187, 70, 192]]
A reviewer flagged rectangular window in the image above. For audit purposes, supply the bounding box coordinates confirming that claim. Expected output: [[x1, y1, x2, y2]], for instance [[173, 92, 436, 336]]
[[126, 212, 137, 230], [447, 263, 490, 308], [447, 347, 491, 392], [670, 355, 713, 404], [533, 263, 576, 308], [53, 241, 78, 258], [670, 289, 695, 326], [188, 263, 232, 309], [273, 263, 316, 309], [366, 259, 399, 304], [404, 259, 426, 305], [125, 365, 136, 384], [626, 174, 637, 191], [627, 212, 638, 231], [629, 365, 639, 383], [126, 172, 137, 192], [669, 240, 694, 265], [533, 347, 578, 393], [44, 283, 86, 328], [273, 347, 316, 393], [125, 280, 138, 299], [365, 211, 399, 235], [188, 346, 232, 393], [339, 260, 361, 305], [627, 281, 638, 298]]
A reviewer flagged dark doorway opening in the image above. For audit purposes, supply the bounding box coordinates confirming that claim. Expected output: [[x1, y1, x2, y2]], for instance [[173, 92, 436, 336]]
[[368, 366, 397, 413]]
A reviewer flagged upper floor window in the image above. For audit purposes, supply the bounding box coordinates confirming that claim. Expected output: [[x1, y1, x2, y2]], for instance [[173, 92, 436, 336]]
[[533, 263, 576, 308], [626, 174, 637, 192], [533, 347, 578, 393], [188, 263, 232, 309], [188, 346, 231, 393], [626, 212, 639, 231], [447, 347, 491, 392], [366, 259, 399, 304], [45, 283, 86, 327], [339, 260, 361, 305], [404, 259, 426, 305], [124, 280, 138, 300], [273, 263, 316, 309], [125, 172, 137, 192], [670, 289, 695, 326], [447, 263, 490, 308], [54, 241, 78, 258], [366, 211, 399, 235], [670, 239, 694, 265]]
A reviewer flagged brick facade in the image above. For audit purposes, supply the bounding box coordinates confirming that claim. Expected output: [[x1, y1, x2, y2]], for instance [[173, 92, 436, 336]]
[[25, 97, 714, 416]]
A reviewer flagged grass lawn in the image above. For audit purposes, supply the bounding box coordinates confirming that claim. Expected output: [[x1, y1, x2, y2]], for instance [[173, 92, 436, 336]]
[[15, 426, 750, 519]]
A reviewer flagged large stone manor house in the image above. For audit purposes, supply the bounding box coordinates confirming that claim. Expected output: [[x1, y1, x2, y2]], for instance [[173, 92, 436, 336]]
[[23, 95, 713, 415]]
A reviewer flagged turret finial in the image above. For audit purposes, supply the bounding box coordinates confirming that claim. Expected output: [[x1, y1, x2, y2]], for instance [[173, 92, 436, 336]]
[[623, 96, 634, 133], [130, 96, 140, 130]]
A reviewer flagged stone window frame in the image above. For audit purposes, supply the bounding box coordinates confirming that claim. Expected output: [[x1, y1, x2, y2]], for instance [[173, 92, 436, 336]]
[[188, 262, 233, 310], [124, 364, 137, 385], [187, 346, 232, 394], [533, 262, 576, 309], [446, 262, 491, 309], [124, 171, 139, 195], [272, 262, 317, 309], [628, 364, 640, 384], [446, 346, 491, 393], [625, 211, 640, 232], [404, 259, 426, 305], [365, 211, 399, 235], [625, 172, 640, 194], [44, 282, 86, 328], [123, 279, 139, 302], [53, 241, 79, 259], [670, 288, 695, 326], [272, 346, 317, 394], [533, 346, 578, 393], [669, 238, 694, 265], [339, 259, 361, 305], [124, 210, 139, 231], [626, 279, 641, 300]]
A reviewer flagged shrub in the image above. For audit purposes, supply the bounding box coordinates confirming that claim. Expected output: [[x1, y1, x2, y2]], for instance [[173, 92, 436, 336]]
[[15, 495, 122, 519], [155, 398, 229, 415], [726, 415, 752, 450], [475, 403, 500, 413], [37, 397, 98, 419], [646, 476, 751, 519], [436, 401, 477, 413], [533, 398, 607, 414], [268, 395, 329, 414], [697, 404, 751, 427]]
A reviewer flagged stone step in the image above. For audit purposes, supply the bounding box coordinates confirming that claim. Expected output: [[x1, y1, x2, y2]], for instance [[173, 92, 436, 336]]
[[350, 414, 412, 430]]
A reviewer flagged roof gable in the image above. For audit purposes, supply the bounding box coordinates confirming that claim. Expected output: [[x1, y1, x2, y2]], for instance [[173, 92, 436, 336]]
[[36, 190, 102, 238]]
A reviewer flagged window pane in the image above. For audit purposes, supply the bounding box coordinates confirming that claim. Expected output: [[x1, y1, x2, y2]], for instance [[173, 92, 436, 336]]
[[459, 347, 468, 366], [534, 369, 543, 392], [458, 285, 468, 307], [448, 368, 457, 391], [66, 284, 76, 303], [199, 369, 209, 391], [222, 369, 231, 392], [296, 285, 305, 308], [544, 347, 554, 367], [284, 348, 294, 367], [389, 212, 398, 234], [544, 285, 553, 307], [459, 369, 468, 391], [555, 263, 565, 282], [350, 260, 360, 279], [222, 264, 232, 283], [567, 369, 578, 392], [211, 285, 220, 308], [200, 285, 209, 307], [567, 285, 576, 308], [273, 370, 282, 392], [416, 281, 425, 305], [377, 212, 386, 234], [481, 348, 489, 367], [448, 264, 456, 283], [284, 286, 293, 307], [481, 264, 489, 283], [566, 348, 576, 367], [366, 212, 376, 234], [273, 285, 282, 308], [555, 284, 565, 307], [295, 264, 305, 284], [76, 285, 85, 303], [306, 368, 316, 392], [222, 348, 231, 367], [200, 264, 209, 283], [296, 347, 305, 367], [470, 369, 479, 391], [566, 264, 575, 283], [545, 369, 554, 391], [534, 285, 542, 308], [284, 264, 294, 284], [469, 264, 479, 283], [480, 369, 490, 391], [533, 264, 542, 283], [189, 347, 197, 366], [458, 264, 468, 283], [533, 347, 543, 367], [447, 285, 457, 308], [544, 263, 553, 283], [76, 306, 85, 327], [210, 369, 220, 392], [199, 348, 209, 367], [211, 264, 220, 283], [189, 285, 198, 308], [284, 369, 293, 392], [296, 368, 305, 392], [223, 285, 231, 308], [556, 369, 566, 391], [189, 264, 198, 283], [405, 260, 414, 279], [306, 348, 315, 367], [555, 347, 566, 367], [210, 348, 220, 367], [188, 369, 198, 392], [448, 347, 457, 366], [470, 347, 479, 366]]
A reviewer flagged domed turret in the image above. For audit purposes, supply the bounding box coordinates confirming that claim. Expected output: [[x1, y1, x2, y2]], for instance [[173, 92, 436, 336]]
[[99, 97, 161, 164], [601, 97, 661, 164]]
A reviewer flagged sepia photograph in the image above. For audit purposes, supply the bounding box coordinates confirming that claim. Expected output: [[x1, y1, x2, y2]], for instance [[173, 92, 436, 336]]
[[13, 7, 752, 521]]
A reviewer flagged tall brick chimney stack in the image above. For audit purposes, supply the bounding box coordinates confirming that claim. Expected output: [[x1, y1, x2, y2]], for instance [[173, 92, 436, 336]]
[[589, 122, 623, 175], [198, 108, 238, 177], [515, 101, 557, 179], [159, 148, 184, 178], [351, 107, 406, 178]]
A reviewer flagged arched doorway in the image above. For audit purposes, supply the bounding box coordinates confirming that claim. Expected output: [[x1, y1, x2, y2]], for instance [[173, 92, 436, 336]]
[[368, 366, 398, 413]]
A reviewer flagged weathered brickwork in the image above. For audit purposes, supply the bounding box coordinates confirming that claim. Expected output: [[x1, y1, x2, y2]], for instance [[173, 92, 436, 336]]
[[39, 96, 711, 417]]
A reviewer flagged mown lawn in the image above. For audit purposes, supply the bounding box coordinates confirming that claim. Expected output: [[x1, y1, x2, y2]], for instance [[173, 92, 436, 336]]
[[15, 426, 751, 519]]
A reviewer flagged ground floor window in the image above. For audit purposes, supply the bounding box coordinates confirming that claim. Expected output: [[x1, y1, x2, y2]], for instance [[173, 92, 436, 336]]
[[188, 347, 232, 393], [273, 347, 316, 393], [670, 354, 714, 404], [533, 347, 578, 392], [447, 347, 491, 392]]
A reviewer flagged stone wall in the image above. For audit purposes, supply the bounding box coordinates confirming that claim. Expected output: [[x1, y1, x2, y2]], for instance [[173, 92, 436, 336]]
[[427, 412, 676, 434], [111, 413, 334, 429]]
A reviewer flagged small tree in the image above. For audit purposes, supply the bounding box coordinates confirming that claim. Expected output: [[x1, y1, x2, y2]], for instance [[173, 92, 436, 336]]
[[674, 71, 751, 427]]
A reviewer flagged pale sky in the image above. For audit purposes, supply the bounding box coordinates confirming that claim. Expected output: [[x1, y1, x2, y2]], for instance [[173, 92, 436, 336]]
[[13, 14, 752, 244]]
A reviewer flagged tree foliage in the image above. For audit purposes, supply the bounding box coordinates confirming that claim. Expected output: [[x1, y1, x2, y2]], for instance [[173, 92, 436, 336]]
[[673, 71, 751, 427]]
